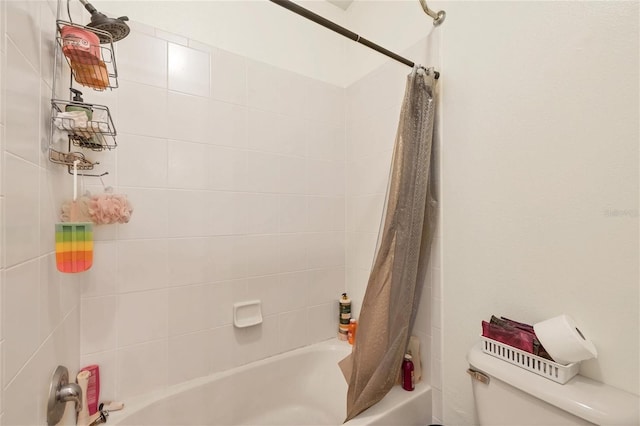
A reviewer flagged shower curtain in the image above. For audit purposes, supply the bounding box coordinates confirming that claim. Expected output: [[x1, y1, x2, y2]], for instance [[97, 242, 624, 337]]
[[340, 67, 438, 422]]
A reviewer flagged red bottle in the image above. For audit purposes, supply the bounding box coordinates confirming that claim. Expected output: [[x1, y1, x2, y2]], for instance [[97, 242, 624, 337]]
[[80, 365, 100, 415], [402, 354, 415, 391]]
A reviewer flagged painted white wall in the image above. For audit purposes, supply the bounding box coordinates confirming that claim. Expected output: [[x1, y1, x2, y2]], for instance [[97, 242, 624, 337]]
[[440, 2, 639, 424], [344, 0, 443, 85]]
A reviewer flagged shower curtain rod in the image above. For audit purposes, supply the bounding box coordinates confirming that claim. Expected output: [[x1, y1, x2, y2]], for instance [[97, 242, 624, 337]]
[[268, 0, 440, 79]]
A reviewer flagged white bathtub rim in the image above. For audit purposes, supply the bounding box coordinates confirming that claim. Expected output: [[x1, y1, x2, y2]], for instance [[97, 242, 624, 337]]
[[108, 338, 431, 425], [109, 338, 350, 425]]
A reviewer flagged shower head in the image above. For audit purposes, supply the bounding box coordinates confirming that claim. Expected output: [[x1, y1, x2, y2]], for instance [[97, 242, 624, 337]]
[[79, 0, 130, 43]]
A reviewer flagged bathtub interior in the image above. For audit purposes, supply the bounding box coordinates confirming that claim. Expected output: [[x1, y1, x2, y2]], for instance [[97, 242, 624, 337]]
[[110, 340, 431, 426]]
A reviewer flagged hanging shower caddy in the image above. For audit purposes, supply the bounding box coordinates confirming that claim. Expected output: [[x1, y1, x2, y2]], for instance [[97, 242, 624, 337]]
[[49, 10, 120, 177]]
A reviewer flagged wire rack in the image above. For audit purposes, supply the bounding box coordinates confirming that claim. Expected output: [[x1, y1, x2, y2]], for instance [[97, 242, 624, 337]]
[[55, 20, 119, 90], [48, 148, 107, 176], [51, 99, 117, 151]]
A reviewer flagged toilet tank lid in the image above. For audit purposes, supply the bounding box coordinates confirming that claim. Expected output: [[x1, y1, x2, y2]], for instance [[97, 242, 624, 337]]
[[468, 343, 639, 426]]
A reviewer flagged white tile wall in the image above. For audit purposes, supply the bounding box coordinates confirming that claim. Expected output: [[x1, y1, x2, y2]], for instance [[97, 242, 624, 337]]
[[116, 340, 168, 399], [117, 31, 168, 88], [58, 23, 349, 402], [211, 48, 247, 106], [168, 43, 210, 97], [1, 4, 442, 422]]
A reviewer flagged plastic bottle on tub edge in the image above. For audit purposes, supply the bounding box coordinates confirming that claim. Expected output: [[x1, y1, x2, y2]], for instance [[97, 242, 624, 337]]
[[402, 353, 415, 391], [338, 293, 351, 341], [348, 318, 358, 345]]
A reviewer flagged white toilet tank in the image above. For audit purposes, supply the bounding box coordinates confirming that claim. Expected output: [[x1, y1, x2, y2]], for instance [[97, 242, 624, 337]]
[[467, 343, 640, 425]]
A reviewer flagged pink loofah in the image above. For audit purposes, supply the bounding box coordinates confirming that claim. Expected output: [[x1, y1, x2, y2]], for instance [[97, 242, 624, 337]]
[[60, 194, 92, 222], [88, 191, 133, 225]]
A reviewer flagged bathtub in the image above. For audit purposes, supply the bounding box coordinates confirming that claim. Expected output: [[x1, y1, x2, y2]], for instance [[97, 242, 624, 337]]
[[110, 339, 432, 425]]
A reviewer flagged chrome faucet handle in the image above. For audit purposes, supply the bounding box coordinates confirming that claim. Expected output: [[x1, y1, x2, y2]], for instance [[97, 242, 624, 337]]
[[57, 382, 83, 412], [47, 366, 84, 425]]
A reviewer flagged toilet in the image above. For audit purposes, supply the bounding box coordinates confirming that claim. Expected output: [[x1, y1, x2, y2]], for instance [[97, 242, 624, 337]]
[[467, 343, 640, 425]]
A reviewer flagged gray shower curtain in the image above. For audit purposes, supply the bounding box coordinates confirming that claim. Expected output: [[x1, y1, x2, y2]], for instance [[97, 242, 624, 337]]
[[340, 67, 438, 422]]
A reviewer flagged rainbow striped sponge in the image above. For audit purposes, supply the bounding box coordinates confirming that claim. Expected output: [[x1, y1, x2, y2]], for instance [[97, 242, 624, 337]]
[[55, 222, 93, 273]]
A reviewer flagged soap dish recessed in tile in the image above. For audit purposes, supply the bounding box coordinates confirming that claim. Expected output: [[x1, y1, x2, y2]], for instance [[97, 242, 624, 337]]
[[233, 300, 263, 328]]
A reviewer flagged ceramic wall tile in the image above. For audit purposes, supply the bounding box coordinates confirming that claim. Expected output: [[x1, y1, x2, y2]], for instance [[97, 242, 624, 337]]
[[279, 195, 307, 234], [168, 140, 208, 190], [278, 309, 309, 352], [117, 80, 168, 138], [168, 284, 210, 336], [40, 3, 56, 90], [345, 231, 377, 272], [117, 239, 169, 293], [118, 31, 168, 88], [209, 100, 247, 148], [81, 296, 117, 355], [167, 238, 209, 287], [207, 191, 247, 236], [117, 134, 168, 188], [117, 289, 168, 347], [246, 151, 280, 194], [278, 271, 309, 311], [246, 193, 279, 235], [346, 194, 385, 235], [307, 123, 345, 162], [307, 159, 344, 196], [5, 40, 39, 164], [244, 234, 280, 277], [212, 48, 247, 105], [39, 254, 62, 340], [233, 315, 279, 365], [116, 188, 168, 240], [279, 155, 307, 195], [167, 92, 210, 143], [279, 119, 307, 158], [168, 330, 213, 385], [207, 236, 248, 282], [2, 259, 40, 387], [247, 60, 284, 114], [308, 196, 346, 232], [307, 303, 336, 342], [246, 274, 281, 316], [116, 340, 168, 399], [209, 325, 236, 373], [83, 241, 117, 297], [247, 108, 283, 154], [307, 231, 345, 270], [167, 190, 210, 238], [209, 279, 247, 328], [278, 233, 308, 273], [168, 43, 210, 97], [207, 145, 247, 191], [5, 1, 40, 70], [307, 267, 344, 306], [3, 154, 39, 267], [2, 347, 40, 426]]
